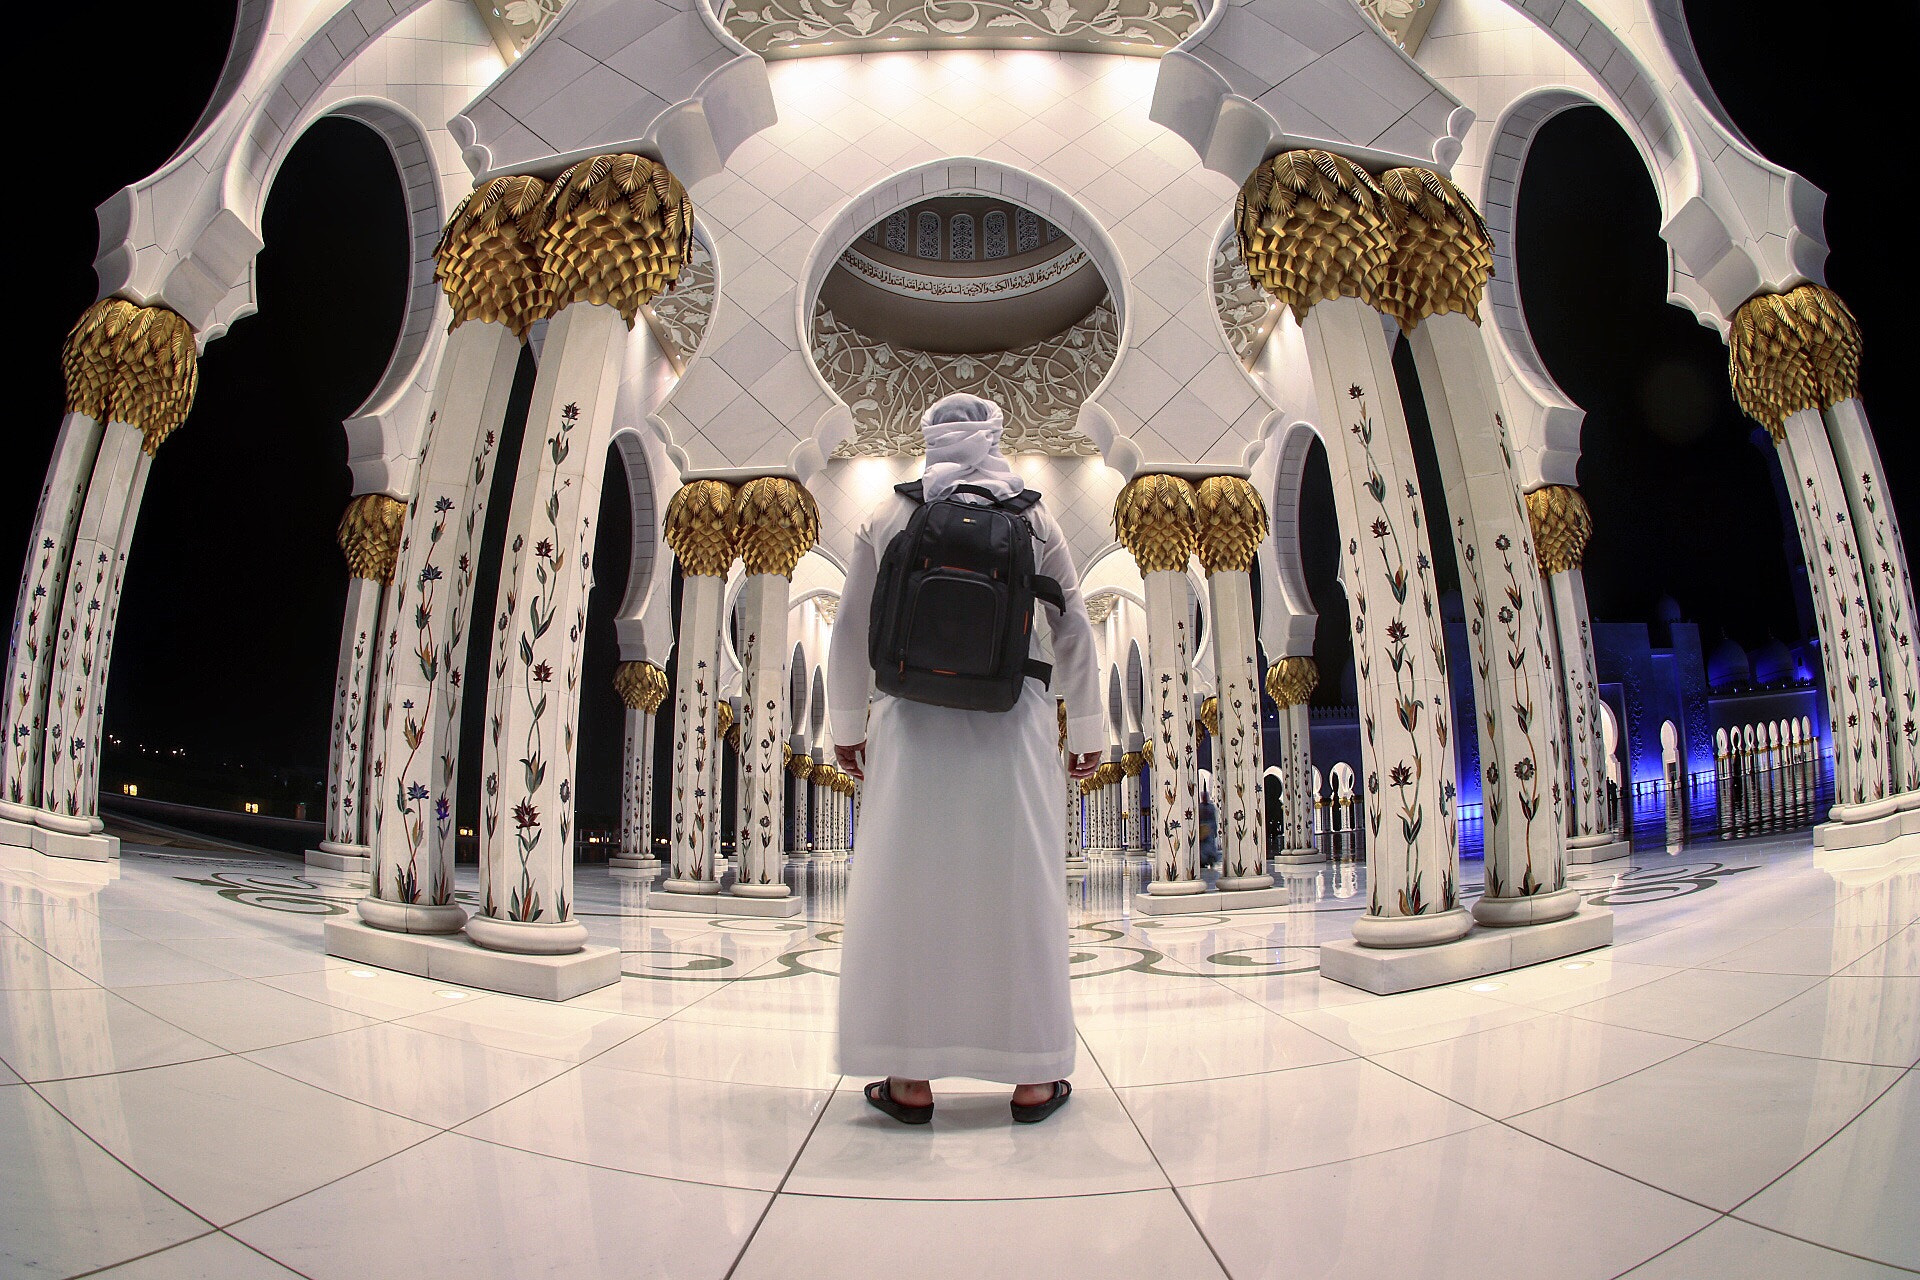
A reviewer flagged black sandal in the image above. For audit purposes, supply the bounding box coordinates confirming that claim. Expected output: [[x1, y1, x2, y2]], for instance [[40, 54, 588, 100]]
[[1011, 1079, 1072, 1124], [864, 1079, 933, 1125]]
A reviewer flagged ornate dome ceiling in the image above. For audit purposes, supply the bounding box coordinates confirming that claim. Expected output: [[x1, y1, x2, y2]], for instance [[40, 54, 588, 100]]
[[818, 197, 1106, 355], [810, 197, 1116, 457]]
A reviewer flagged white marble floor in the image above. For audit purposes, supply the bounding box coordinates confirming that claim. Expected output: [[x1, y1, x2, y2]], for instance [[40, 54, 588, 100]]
[[1, 833, 1915, 1279]]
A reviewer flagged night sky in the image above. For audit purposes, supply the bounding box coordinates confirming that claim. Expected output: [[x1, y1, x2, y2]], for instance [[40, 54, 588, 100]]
[[9, 2, 1913, 821]]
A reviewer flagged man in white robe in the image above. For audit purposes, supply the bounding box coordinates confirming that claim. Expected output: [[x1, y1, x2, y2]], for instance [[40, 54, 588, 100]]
[[829, 394, 1105, 1123]]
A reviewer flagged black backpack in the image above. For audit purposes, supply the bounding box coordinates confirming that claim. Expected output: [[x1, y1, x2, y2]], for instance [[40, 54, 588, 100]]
[[868, 480, 1066, 712]]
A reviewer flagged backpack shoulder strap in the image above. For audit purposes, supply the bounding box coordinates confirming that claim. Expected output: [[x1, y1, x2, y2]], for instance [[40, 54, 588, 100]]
[[893, 480, 926, 503]]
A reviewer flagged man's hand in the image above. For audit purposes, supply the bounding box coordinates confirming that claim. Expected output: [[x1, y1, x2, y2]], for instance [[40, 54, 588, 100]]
[[1068, 751, 1100, 779], [835, 741, 865, 780]]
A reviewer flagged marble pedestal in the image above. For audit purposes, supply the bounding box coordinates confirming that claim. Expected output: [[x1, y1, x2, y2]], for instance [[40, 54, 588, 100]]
[[1273, 848, 1324, 865], [1567, 835, 1632, 865], [1320, 905, 1614, 995], [649, 888, 803, 918], [324, 917, 619, 1001], [1132, 885, 1290, 916], [305, 845, 370, 874], [607, 855, 662, 873], [3, 816, 119, 861], [1815, 810, 1908, 851]]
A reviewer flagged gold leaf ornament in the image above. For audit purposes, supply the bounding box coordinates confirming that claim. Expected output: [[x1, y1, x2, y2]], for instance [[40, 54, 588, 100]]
[[1198, 695, 1220, 737], [1235, 150, 1394, 321], [62, 298, 200, 453], [434, 174, 551, 338], [337, 494, 407, 584], [1265, 656, 1319, 708], [730, 477, 821, 578], [1114, 474, 1198, 574], [664, 480, 738, 577], [541, 153, 695, 326], [1193, 475, 1268, 574], [1121, 750, 1145, 777], [1374, 167, 1494, 329], [613, 660, 669, 713], [1525, 485, 1592, 576], [1728, 284, 1862, 435], [716, 701, 736, 748]]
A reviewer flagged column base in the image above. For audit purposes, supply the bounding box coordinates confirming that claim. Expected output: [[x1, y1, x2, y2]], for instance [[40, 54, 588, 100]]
[[1132, 885, 1290, 916], [34, 809, 96, 836], [16, 825, 119, 862], [660, 877, 722, 895], [305, 847, 370, 874], [730, 881, 793, 899], [1273, 848, 1323, 865], [607, 856, 662, 873], [651, 889, 802, 918], [464, 915, 590, 955], [1472, 886, 1582, 927], [324, 917, 618, 1001], [357, 898, 467, 935], [0, 799, 41, 824], [1215, 873, 1280, 894], [1351, 905, 1473, 949], [1815, 807, 1908, 851], [1566, 837, 1632, 866], [1322, 906, 1614, 995]]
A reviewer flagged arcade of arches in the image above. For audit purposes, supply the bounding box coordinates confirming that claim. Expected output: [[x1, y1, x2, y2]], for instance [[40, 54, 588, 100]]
[[3, 2, 1915, 1276]]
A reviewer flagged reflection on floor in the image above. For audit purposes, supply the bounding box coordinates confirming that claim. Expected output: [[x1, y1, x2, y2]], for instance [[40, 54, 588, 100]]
[[2, 831, 1915, 1279]]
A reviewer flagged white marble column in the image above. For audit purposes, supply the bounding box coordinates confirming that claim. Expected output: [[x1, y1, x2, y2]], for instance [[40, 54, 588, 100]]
[[1777, 409, 1891, 811], [1298, 296, 1469, 945], [359, 174, 545, 931], [1729, 286, 1897, 826], [315, 498, 404, 869], [1, 408, 105, 825], [612, 660, 667, 871], [471, 301, 632, 953], [39, 423, 151, 834], [21, 303, 196, 850], [1267, 658, 1320, 862], [661, 482, 736, 895], [1825, 396, 1920, 799], [1402, 307, 1574, 923], [1119, 752, 1145, 854], [1115, 476, 1204, 899], [1195, 477, 1275, 894], [723, 478, 818, 906]]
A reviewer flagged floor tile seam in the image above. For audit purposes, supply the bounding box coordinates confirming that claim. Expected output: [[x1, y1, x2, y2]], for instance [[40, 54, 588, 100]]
[[1, 932, 100, 986], [215, 1125, 452, 1235], [765, 1183, 1194, 1206], [59, 1227, 230, 1280], [1722, 1062, 1915, 1222], [6, 1042, 237, 1088], [1360, 1048, 1754, 1212], [720, 1074, 844, 1280], [1552, 965, 1821, 1039], [1288, 1000, 1559, 1060], [1361, 1024, 1699, 1118], [450, 1123, 811, 1201], [1721, 1212, 1920, 1274], [233, 1041, 532, 1134], [239, 1013, 596, 1081], [1601, 1212, 1729, 1280], [18, 1073, 224, 1241], [104, 978, 399, 1058], [390, 1009, 660, 1067], [1704, 1025, 1920, 1071], [1079, 1033, 1238, 1280]]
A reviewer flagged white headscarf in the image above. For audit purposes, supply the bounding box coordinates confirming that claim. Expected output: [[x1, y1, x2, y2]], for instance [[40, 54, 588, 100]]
[[919, 393, 1025, 503]]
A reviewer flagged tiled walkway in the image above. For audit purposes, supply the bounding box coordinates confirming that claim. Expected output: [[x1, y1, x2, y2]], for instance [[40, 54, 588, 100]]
[[2, 835, 1914, 1278]]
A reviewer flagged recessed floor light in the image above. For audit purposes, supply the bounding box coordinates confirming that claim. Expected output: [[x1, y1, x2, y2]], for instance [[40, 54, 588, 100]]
[[1469, 981, 1505, 993], [438, 990, 466, 999], [1562, 961, 1593, 971], [348, 969, 376, 979]]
